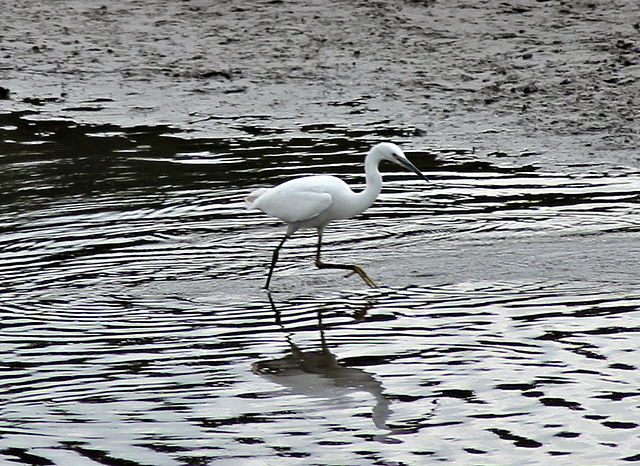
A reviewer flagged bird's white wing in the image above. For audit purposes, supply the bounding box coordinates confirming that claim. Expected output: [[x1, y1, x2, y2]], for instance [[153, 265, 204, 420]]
[[248, 178, 333, 223]]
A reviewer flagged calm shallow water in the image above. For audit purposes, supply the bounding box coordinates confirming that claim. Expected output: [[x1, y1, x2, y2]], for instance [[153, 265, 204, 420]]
[[1, 111, 639, 464]]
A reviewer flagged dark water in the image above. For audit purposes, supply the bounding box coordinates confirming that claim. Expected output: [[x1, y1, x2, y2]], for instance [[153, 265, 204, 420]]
[[1, 111, 639, 464]]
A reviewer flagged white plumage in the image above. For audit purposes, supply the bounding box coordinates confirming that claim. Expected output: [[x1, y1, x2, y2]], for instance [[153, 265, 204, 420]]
[[247, 142, 428, 289]]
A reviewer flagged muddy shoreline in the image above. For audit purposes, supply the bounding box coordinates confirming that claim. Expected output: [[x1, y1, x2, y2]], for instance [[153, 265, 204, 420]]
[[2, 0, 638, 170]]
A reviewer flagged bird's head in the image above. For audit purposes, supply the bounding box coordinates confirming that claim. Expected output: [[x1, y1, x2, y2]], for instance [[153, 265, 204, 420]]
[[371, 142, 429, 182]]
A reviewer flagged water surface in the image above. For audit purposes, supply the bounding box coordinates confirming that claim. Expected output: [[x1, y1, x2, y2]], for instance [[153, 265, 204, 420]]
[[1, 112, 639, 464]]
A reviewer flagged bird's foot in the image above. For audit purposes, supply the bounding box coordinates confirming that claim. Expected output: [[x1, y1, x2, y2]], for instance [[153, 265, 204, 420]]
[[316, 258, 377, 288], [346, 265, 378, 288]]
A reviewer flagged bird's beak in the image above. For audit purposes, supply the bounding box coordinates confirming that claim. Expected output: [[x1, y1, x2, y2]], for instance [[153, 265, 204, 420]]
[[398, 158, 429, 182]]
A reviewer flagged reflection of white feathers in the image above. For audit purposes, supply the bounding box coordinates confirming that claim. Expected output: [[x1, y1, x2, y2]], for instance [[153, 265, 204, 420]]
[[253, 301, 393, 432], [253, 341, 391, 431]]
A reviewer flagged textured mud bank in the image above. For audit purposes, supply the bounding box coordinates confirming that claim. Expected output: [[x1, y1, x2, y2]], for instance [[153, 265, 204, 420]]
[[2, 1, 639, 167]]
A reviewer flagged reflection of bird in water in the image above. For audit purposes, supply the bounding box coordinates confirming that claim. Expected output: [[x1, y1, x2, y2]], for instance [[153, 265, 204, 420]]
[[252, 296, 394, 433], [246, 142, 428, 289]]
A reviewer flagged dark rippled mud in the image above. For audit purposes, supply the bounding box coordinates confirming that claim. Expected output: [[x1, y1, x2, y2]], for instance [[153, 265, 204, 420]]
[[2, 1, 639, 163]]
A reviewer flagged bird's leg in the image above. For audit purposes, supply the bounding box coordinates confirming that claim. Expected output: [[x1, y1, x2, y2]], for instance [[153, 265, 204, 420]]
[[314, 232, 378, 288], [265, 234, 289, 289]]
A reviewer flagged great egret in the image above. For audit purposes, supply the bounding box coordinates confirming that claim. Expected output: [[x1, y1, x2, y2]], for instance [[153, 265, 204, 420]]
[[246, 142, 428, 289]]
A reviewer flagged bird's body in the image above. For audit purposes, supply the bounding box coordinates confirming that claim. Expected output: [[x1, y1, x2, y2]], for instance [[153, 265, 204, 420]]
[[247, 142, 427, 288], [247, 175, 370, 233]]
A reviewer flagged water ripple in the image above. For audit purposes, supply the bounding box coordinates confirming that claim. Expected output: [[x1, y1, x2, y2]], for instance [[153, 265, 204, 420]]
[[1, 113, 639, 464]]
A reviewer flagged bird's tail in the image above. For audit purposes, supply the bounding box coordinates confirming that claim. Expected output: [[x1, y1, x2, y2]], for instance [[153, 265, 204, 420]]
[[245, 187, 268, 209]]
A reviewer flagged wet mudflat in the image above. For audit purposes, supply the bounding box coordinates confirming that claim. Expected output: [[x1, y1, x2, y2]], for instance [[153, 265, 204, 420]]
[[1, 1, 640, 465]]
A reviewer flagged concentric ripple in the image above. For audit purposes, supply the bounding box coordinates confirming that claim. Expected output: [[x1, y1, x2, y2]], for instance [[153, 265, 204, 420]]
[[1, 112, 639, 465]]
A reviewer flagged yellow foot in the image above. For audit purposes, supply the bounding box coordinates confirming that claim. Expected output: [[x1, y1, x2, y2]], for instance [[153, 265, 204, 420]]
[[316, 259, 378, 288], [347, 265, 378, 288]]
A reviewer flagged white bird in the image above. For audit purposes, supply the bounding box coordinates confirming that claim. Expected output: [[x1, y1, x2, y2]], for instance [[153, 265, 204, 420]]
[[246, 142, 428, 289]]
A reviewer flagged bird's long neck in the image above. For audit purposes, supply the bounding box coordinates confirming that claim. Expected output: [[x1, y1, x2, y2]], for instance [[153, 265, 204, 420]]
[[353, 153, 383, 214]]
